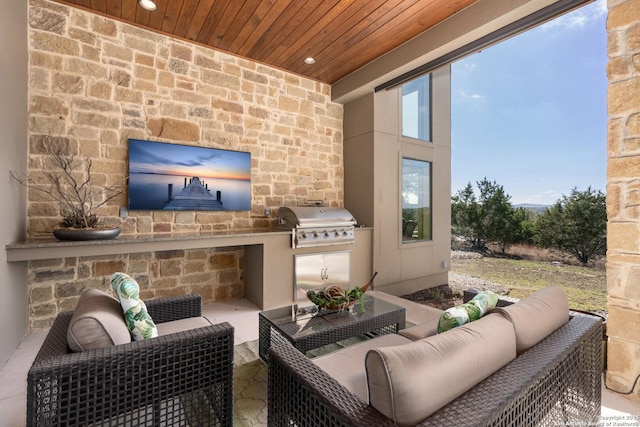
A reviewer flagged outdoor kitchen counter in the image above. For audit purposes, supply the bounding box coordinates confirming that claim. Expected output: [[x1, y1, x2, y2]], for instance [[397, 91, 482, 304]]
[[6, 228, 373, 310], [5, 229, 292, 262]]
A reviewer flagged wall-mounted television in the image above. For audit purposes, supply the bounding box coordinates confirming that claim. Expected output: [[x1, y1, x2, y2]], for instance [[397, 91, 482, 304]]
[[127, 139, 251, 211]]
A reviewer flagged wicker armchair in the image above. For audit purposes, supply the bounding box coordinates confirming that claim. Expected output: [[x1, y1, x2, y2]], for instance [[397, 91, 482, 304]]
[[27, 294, 234, 427], [268, 293, 602, 426]]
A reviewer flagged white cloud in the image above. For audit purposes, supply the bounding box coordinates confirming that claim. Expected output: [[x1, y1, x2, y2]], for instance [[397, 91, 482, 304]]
[[541, 0, 607, 31], [462, 61, 477, 70], [455, 89, 485, 101]]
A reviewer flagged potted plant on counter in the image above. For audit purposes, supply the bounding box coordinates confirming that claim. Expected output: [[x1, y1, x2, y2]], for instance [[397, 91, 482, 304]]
[[11, 137, 123, 241]]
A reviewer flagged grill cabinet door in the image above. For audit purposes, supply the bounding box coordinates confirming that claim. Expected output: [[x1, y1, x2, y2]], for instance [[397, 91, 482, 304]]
[[294, 251, 350, 301]]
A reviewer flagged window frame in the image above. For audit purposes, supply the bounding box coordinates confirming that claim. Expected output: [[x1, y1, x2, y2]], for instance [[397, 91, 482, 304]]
[[400, 156, 433, 244], [401, 73, 433, 143]]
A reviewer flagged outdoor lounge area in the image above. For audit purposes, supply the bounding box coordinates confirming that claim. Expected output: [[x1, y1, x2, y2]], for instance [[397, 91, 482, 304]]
[[3, 0, 640, 425], [1, 291, 639, 426]]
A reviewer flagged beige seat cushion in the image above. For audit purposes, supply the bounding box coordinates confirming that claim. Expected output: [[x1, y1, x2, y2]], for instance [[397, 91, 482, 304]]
[[494, 286, 569, 354], [156, 316, 213, 336], [366, 313, 516, 427], [67, 288, 131, 352], [311, 333, 413, 402]]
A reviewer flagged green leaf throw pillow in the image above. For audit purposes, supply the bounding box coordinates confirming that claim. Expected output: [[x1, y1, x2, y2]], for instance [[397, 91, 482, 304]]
[[111, 272, 158, 341], [437, 290, 499, 334]]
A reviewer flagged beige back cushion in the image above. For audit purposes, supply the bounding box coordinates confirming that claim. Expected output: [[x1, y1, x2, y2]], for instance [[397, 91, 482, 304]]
[[494, 286, 569, 354], [67, 288, 131, 352], [365, 313, 516, 426], [397, 309, 442, 341]]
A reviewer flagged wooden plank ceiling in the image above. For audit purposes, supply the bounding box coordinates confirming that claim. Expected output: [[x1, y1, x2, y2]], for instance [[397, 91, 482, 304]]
[[53, 0, 478, 83]]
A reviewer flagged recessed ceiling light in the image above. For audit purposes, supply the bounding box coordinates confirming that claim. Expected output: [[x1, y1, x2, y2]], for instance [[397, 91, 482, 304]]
[[138, 0, 157, 11], [304, 57, 316, 65]]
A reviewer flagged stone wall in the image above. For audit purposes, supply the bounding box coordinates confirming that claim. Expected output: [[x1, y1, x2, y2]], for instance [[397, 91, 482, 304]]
[[606, 0, 640, 400], [28, 248, 244, 332], [25, 0, 343, 331]]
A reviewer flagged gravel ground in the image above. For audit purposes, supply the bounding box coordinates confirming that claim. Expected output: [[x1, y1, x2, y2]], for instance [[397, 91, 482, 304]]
[[402, 251, 509, 309], [448, 272, 509, 296], [402, 251, 607, 318]]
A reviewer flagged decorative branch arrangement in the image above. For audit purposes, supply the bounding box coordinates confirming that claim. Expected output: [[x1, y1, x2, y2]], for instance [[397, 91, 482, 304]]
[[305, 272, 378, 311], [11, 138, 123, 229]]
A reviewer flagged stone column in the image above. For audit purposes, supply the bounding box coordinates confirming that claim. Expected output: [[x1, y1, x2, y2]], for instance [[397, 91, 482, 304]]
[[606, 0, 640, 400]]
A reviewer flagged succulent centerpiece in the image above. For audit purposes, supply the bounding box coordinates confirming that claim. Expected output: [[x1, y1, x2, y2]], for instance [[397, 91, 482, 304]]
[[305, 272, 378, 311]]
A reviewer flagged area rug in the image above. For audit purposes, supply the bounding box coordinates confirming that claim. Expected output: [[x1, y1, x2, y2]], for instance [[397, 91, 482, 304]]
[[233, 340, 268, 426]]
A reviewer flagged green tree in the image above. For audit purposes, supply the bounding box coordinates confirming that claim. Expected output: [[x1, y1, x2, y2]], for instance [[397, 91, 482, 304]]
[[452, 178, 523, 253], [512, 207, 536, 246], [451, 183, 483, 250], [494, 206, 534, 252], [477, 179, 516, 253], [534, 187, 606, 265]]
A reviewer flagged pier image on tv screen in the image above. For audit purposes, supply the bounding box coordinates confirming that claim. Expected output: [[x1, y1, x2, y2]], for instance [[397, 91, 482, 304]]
[[128, 139, 251, 211]]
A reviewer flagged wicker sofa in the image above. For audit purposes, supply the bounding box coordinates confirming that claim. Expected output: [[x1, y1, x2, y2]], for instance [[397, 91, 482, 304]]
[[268, 287, 603, 426], [27, 294, 234, 427]]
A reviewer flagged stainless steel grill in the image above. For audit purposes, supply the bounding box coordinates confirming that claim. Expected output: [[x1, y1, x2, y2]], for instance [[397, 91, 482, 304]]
[[277, 206, 356, 248]]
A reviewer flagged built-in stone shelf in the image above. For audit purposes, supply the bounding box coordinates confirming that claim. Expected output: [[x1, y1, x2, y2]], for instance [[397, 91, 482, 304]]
[[5, 230, 291, 262]]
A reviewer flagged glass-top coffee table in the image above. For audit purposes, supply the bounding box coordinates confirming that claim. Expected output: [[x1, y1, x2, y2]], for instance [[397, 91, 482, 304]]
[[258, 294, 406, 362]]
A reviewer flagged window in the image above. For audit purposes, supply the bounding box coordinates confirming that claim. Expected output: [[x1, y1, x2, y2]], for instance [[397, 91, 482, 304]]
[[402, 158, 432, 242], [401, 74, 432, 141]]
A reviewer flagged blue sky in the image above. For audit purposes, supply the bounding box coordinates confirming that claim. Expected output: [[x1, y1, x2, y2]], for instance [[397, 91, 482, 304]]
[[451, 0, 608, 205]]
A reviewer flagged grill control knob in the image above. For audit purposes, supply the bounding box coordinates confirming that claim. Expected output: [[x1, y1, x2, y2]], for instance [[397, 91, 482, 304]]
[[313, 232, 318, 239]]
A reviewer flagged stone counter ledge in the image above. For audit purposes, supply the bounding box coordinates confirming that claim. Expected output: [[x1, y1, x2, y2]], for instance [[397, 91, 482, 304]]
[[5, 230, 293, 262]]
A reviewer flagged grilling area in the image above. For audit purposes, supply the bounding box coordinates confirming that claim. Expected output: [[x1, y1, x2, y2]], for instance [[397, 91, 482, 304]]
[[277, 206, 359, 304]]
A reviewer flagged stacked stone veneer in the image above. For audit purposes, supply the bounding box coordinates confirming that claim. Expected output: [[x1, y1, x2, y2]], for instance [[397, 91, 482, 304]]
[[606, 0, 640, 401], [29, 248, 244, 332], [26, 0, 343, 332]]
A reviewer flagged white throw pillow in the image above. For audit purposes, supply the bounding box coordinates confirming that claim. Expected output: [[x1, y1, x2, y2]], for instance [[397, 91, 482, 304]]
[[111, 272, 158, 341]]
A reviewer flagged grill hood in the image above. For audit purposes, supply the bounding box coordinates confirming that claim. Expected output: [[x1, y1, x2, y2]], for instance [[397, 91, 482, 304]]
[[277, 207, 356, 228], [277, 207, 356, 248]]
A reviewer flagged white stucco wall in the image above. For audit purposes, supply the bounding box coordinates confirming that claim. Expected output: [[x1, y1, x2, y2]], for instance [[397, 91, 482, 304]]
[[0, 0, 29, 367]]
